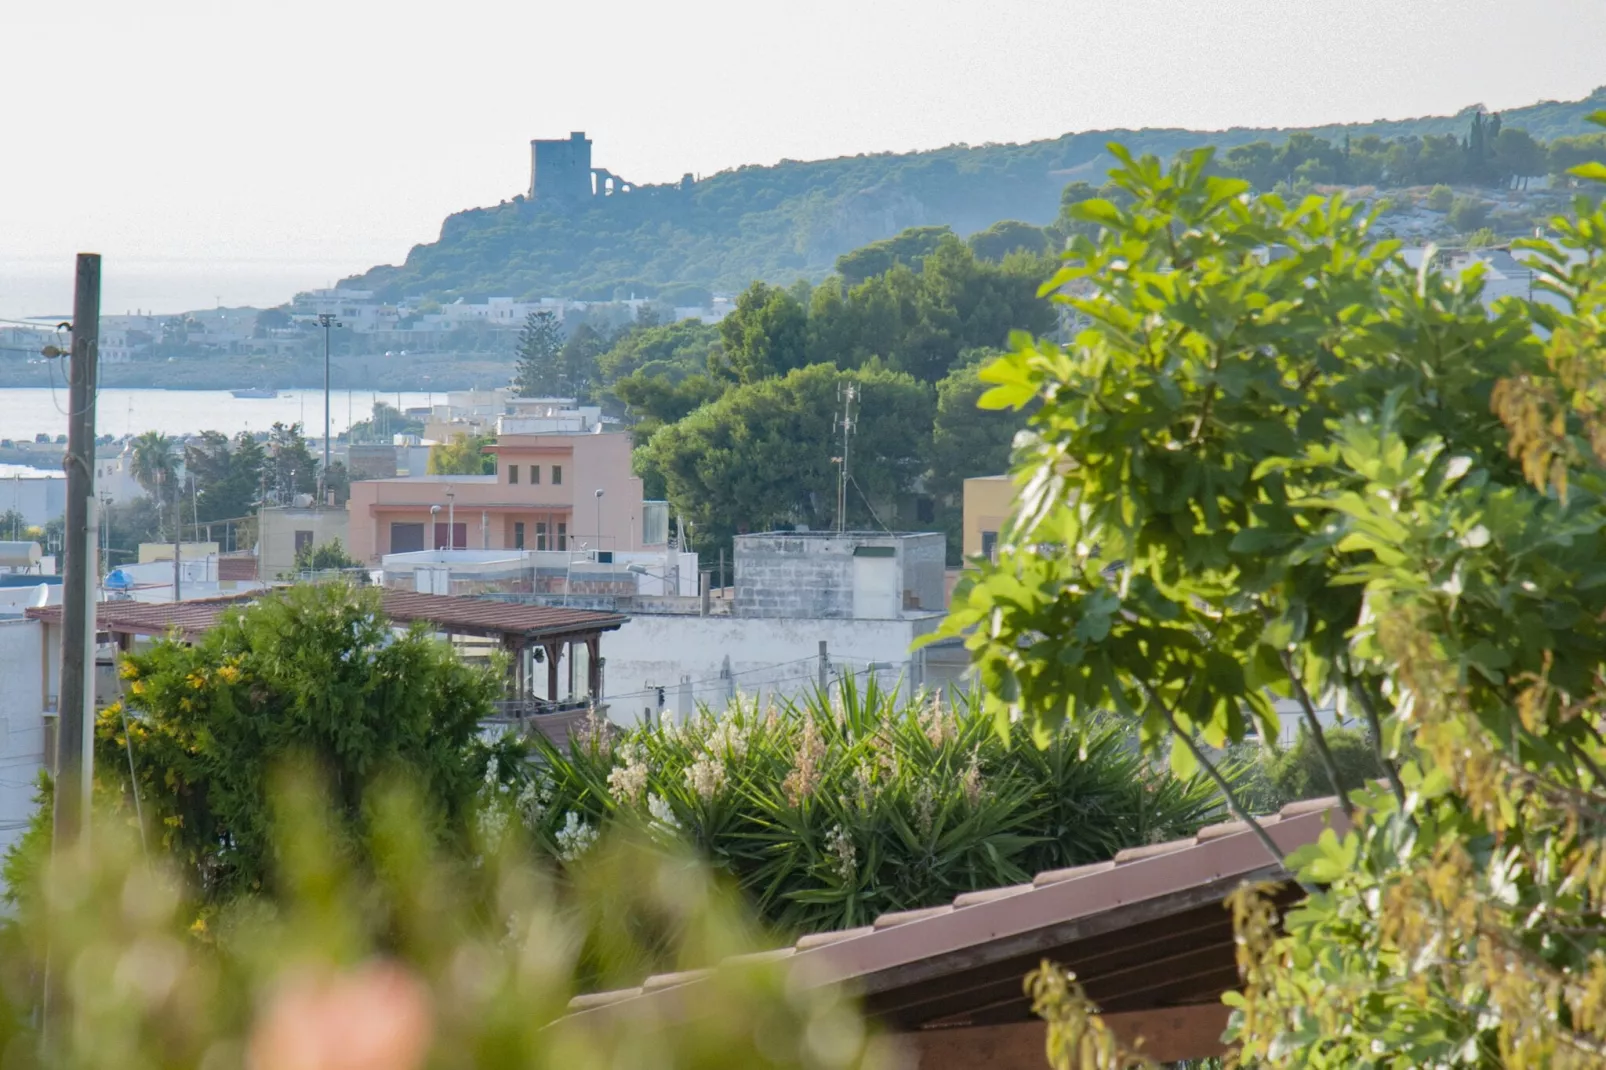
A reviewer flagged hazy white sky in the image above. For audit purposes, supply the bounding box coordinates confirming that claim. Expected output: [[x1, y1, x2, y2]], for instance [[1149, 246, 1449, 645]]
[[3, 0, 1604, 315]]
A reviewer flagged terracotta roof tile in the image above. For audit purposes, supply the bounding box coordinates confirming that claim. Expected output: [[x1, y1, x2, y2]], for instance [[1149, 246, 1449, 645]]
[[1033, 860, 1116, 887], [1280, 796, 1342, 817], [952, 883, 1032, 908], [566, 988, 644, 1011], [642, 968, 713, 991], [873, 905, 954, 930], [1196, 814, 1282, 842], [721, 947, 797, 967], [1113, 839, 1197, 865], [794, 926, 874, 951]]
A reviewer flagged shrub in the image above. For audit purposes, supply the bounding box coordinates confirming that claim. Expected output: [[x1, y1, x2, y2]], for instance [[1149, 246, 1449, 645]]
[[1448, 195, 1491, 232], [1426, 183, 1455, 212], [504, 678, 1230, 935]]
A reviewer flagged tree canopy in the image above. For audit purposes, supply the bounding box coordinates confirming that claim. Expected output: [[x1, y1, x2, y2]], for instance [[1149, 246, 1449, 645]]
[[946, 132, 1606, 1066], [99, 583, 502, 901], [636, 363, 934, 543]]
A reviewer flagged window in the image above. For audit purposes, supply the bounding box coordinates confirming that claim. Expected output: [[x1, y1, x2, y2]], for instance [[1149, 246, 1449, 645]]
[[433, 523, 467, 550], [390, 522, 424, 553], [557, 522, 567, 550], [294, 530, 314, 555], [535, 522, 548, 551], [551, 465, 562, 486], [508, 464, 519, 485], [513, 522, 525, 550], [981, 530, 999, 561], [530, 465, 540, 485]]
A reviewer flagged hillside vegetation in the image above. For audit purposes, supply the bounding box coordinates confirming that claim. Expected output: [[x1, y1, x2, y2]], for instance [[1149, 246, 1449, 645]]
[[345, 88, 1606, 303]]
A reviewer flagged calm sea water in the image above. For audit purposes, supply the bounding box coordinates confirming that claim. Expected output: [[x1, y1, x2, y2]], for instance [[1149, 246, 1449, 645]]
[[0, 388, 439, 440]]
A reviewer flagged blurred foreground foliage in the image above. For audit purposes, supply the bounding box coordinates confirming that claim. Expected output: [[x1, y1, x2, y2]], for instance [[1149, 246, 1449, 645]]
[[0, 776, 889, 1070]]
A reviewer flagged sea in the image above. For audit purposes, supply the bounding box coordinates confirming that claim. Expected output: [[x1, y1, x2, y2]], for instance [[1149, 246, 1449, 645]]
[[0, 388, 439, 442]]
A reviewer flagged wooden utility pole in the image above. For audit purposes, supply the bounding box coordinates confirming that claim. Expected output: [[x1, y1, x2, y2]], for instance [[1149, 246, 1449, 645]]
[[54, 254, 100, 846]]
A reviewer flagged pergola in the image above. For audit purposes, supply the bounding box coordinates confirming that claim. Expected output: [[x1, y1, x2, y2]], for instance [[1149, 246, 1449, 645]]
[[27, 589, 627, 712], [563, 798, 1343, 1066]]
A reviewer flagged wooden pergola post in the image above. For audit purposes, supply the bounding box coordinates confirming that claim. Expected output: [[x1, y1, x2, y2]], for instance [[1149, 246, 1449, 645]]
[[545, 642, 561, 702], [586, 634, 601, 699]]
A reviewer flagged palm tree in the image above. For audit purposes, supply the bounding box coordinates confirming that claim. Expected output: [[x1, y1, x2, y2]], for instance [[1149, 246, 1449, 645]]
[[129, 432, 180, 538]]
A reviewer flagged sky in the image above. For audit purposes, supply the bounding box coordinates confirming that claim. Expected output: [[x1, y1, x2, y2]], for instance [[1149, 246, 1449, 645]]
[[3, 0, 1604, 318]]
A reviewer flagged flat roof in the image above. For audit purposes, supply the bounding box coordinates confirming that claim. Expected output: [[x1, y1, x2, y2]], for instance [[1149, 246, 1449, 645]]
[[26, 588, 628, 643]]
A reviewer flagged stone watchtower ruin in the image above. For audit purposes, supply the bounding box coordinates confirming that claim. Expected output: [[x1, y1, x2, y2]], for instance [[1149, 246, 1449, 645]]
[[529, 131, 594, 204]]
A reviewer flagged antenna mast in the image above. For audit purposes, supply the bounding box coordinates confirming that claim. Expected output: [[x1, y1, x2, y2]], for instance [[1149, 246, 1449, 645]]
[[835, 382, 857, 533]]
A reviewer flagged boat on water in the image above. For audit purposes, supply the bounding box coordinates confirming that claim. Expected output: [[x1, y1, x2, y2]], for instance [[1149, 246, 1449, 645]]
[[230, 387, 279, 399]]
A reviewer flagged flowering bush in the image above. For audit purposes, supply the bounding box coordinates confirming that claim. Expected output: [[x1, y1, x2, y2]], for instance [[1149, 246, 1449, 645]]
[[496, 676, 1229, 934]]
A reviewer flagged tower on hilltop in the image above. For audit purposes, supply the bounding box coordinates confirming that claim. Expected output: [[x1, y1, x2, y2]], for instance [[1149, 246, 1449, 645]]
[[529, 131, 593, 204]]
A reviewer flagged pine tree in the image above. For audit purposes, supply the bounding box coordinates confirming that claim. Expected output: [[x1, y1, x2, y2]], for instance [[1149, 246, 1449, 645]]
[[511, 310, 565, 397]]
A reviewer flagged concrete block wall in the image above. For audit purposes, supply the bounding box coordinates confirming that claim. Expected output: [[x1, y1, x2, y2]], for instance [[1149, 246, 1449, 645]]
[[734, 532, 948, 619], [899, 533, 947, 611], [734, 534, 857, 618]]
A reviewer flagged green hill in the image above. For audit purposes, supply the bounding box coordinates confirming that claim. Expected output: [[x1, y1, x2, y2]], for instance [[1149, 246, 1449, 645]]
[[344, 88, 1606, 304]]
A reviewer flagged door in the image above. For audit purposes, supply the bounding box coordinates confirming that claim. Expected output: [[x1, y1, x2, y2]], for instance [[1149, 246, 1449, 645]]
[[433, 522, 467, 550], [390, 522, 424, 553], [852, 547, 899, 619]]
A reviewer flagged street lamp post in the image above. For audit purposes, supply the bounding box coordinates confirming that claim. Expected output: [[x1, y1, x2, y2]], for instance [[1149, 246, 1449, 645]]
[[446, 487, 455, 550], [316, 313, 342, 503], [593, 488, 604, 550]]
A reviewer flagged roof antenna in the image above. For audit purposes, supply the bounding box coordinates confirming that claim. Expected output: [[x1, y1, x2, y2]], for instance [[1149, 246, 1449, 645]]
[[834, 382, 857, 533]]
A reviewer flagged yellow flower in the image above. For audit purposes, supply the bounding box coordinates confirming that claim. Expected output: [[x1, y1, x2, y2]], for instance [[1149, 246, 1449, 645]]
[[217, 665, 242, 684], [186, 672, 206, 690], [117, 659, 139, 680], [130, 680, 146, 695]]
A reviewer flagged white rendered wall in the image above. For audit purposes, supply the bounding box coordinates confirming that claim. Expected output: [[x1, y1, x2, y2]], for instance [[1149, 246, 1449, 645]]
[[601, 613, 946, 726], [0, 619, 46, 880]]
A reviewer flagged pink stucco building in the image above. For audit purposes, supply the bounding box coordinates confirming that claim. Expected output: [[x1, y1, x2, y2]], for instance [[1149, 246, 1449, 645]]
[[346, 432, 665, 564]]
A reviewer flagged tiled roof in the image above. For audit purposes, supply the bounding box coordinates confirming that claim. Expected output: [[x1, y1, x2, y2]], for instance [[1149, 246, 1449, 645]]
[[25, 593, 257, 637], [564, 797, 1342, 1024], [379, 590, 627, 640], [27, 589, 627, 642]]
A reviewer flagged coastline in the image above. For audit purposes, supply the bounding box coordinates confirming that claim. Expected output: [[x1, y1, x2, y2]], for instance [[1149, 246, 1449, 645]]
[[0, 351, 515, 392]]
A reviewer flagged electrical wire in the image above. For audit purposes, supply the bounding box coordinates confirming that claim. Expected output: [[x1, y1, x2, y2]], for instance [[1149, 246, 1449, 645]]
[[848, 473, 894, 533], [0, 317, 70, 329]]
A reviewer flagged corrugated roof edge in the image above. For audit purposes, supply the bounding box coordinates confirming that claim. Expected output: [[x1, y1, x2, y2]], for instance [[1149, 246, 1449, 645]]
[[562, 797, 1342, 1021]]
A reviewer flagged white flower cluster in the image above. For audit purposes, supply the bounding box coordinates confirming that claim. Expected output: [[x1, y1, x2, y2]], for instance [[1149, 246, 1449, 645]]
[[826, 824, 857, 883], [686, 755, 727, 800], [517, 776, 551, 826], [646, 792, 681, 831], [476, 805, 511, 853], [554, 811, 599, 862], [606, 741, 651, 804], [706, 719, 749, 762]]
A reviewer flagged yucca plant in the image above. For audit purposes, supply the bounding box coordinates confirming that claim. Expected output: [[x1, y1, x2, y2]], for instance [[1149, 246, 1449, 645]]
[[510, 679, 1228, 936]]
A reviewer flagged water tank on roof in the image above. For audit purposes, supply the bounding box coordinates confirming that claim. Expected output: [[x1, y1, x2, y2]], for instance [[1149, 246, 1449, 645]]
[[0, 541, 42, 569]]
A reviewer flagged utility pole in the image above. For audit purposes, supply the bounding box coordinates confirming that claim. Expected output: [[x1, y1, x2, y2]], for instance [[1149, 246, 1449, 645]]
[[171, 473, 182, 602], [834, 382, 856, 533], [818, 640, 829, 694], [317, 313, 340, 502], [55, 253, 100, 847]]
